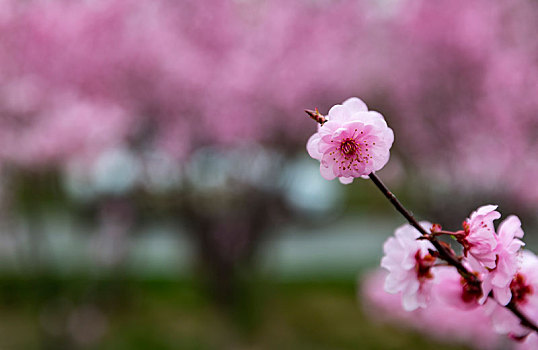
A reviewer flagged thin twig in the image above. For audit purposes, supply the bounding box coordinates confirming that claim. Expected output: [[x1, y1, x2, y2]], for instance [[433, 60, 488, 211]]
[[433, 230, 465, 237], [368, 172, 538, 334], [368, 173, 474, 280], [306, 110, 538, 333]]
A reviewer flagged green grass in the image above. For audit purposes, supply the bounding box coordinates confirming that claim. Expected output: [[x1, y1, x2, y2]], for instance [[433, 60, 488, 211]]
[[0, 278, 472, 350]]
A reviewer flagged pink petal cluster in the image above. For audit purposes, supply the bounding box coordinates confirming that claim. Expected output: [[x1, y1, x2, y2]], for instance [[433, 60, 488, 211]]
[[380, 221, 436, 311], [307, 97, 394, 184], [371, 205, 538, 347], [487, 250, 538, 340], [457, 205, 525, 306], [517, 334, 538, 350], [432, 266, 482, 310], [516, 251, 538, 309], [386, 0, 538, 211], [0, 0, 386, 169], [362, 269, 503, 350], [461, 204, 500, 268], [478, 215, 525, 305]]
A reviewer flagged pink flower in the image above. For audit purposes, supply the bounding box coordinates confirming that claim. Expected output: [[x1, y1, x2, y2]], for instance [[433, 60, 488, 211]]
[[479, 215, 525, 305], [461, 204, 500, 269], [513, 251, 538, 308], [433, 266, 482, 310], [381, 221, 436, 311], [307, 97, 394, 184], [362, 269, 503, 350], [486, 297, 534, 342], [488, 250, 538, 340], [516, 333, 538, 350]]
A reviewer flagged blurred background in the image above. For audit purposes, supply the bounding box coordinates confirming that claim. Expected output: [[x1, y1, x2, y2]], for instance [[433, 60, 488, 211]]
[[0, 0, 536, 348]]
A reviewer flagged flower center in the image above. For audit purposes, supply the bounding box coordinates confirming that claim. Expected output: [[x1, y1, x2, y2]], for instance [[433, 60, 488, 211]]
[[510, 273, 533, 305], [460, 276, 482, 304], [340, 138, 358, 156], [415, 251, 435, 282]]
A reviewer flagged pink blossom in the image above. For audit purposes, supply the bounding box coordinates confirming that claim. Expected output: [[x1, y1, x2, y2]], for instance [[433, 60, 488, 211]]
[[488, 250, 538, 340], [0, 0, 383, 168], [514, 251, 538, 308], [380, 221, 436, 311], [362, 269, 503, 350], [487, 302, 528, 339], [461, 204, 500, 269], [516, 333, 538, 350], [307, 97, 394, 184], [479, 215, 525, 305], [432, 266, 482, 310], [385, 0, 538, 211], [0, 93, 129, 167]]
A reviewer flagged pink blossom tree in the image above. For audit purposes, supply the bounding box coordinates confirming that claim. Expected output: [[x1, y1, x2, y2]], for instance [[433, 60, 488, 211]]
[[383, 0, 538, 214], [0, 0, 389, 301]]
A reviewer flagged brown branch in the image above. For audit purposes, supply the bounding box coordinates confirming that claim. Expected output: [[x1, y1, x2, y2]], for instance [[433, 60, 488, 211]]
[[368, 172, 538, 334], [368, 173, 475, 281], [306, 109, 538, 334]]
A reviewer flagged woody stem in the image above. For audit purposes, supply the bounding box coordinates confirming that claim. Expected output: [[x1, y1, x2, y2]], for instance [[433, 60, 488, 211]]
[[306, 110, 538, 333], [368, 173, 473, 279], [368, 172, 538, 334]]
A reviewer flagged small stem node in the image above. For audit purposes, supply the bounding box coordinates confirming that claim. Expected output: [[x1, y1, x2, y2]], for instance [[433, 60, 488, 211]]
[[305, 108, 327, 125]]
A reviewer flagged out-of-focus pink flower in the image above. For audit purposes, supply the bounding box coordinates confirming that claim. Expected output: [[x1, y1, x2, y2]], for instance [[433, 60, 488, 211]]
[[362, 269, 503, 350], [380, 221, 436, 311], [488, 250, 538, 340], [516, 333, 538, 350], [433, 266, 482, 310], [0, 0, 386, 170], [487, 303, 527, 339], [513, 251, 538, 308], [0, 93, 129, 167], [307, 97, 394, 184], [386, 0, 538, 211], [461, 204, 500, 269], [479, 215, 525, 305]]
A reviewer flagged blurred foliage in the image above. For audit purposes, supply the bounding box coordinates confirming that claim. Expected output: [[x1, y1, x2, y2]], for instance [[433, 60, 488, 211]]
[[0, 277, 472, 350]]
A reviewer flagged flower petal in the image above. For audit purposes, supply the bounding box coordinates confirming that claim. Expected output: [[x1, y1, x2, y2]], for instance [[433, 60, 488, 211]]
[[342, 97, 368, 113], [319, 163, 336, 180], [306, 133, 322, 159]]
